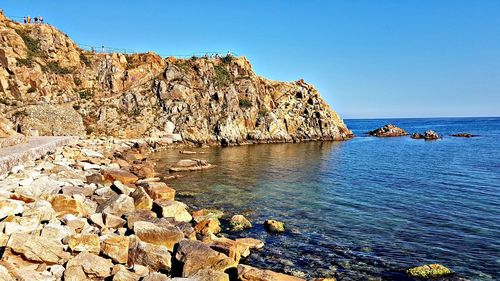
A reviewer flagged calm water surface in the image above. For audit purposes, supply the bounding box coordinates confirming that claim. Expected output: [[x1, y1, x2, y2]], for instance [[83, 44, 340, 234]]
[[152, 118, 500, 281]]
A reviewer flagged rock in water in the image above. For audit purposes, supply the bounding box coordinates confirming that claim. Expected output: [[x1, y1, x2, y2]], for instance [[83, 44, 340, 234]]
[[406, 264, 452, 278], [411, 130, 441, 140], [451, 133, 474, 138], [169, 159, 215, 172], [175, 240, 237, 277], [264, 219, 285, 233], [367, 124, 408, 137], [237, 264, 305, 281], [229, 215, 252, 231]]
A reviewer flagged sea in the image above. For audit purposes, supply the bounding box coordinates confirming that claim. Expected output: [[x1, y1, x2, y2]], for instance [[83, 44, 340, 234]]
[[152, 117, 500, 281]]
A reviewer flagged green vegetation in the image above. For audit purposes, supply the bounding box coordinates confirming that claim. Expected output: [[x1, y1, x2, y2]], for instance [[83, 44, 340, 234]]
[[221, 55, 233, 64], [258, 108, 269, 118], [15, 28, 44, 58], [239, 98, 253, 108], [79, 89, 93, 99], [16, 57, 34, 67], [214, 65, 231, 87], [46, 61, 73, 75], [73, 77, 82, 86], [79, 53, 91, 66]]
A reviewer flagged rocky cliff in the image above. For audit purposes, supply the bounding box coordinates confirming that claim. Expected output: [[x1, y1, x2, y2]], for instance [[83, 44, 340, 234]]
[[0, 12, 351, 145]]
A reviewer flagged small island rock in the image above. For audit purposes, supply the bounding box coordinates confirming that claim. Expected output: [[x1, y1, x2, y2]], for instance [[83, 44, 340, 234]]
[[367, 124, 408, 137], [451, 133, 474, 138], [411, 130, 440, 140]]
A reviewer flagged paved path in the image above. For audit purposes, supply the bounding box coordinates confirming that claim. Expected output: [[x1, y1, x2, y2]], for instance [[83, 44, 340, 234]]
[[0, 136, 76, 175]]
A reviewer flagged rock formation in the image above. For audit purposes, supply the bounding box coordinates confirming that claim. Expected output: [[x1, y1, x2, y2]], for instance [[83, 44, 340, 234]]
[[367, 124, 408, 137], [0, 12, 351, 145], [411, 130, 440, 140], [450, 133, 474, 138]]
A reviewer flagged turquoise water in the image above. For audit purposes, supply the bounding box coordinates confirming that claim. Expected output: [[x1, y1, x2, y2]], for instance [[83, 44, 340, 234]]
[[153, 117, 500, 280]]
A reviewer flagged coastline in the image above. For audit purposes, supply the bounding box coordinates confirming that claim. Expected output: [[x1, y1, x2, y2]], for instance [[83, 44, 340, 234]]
[[0, 137, 317, 280]]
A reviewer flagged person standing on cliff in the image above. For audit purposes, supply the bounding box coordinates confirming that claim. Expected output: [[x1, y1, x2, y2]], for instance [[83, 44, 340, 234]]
[[39, 16, 44, 24], [23, 17, 27, 24], [27, 16, 31, 24]]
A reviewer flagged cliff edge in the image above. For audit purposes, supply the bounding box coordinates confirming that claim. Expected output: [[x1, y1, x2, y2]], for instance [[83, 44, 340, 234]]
[[0, 12, 352, 145]]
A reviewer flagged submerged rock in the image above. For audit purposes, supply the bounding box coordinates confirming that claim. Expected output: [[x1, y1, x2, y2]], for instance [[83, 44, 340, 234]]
[[229, 215, 252, 231], [406, 264, 453, 279], [237, 264, 305, 281], [367, 124, 408, 137], [450, 133, 474, 138], [169, 159, 215, 172], [264, 220, 285, 233]]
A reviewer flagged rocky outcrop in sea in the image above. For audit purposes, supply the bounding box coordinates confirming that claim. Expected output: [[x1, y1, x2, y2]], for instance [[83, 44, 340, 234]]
[[366, 124, 408, 137], [0, 11, 351, 145]]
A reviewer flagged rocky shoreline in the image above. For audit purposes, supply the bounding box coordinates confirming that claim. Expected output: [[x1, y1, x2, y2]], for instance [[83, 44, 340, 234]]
[[0, 137, 328, 281]]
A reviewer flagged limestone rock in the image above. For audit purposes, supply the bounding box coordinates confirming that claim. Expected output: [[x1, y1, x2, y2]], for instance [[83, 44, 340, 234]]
[[191, 209, 223, 223], [67, 234, 100, 253], [65, 252, 113, 280], [130, 186, 153, 210], [102, 168, 139, 184], [133, 220, 184, 251], [141, 181, 176, 201], [0, 199, 24, 219], [154, 200, 192, 222], [102, 234, 129, 264], [175, 239, 236, 277], [49, 194, 88, 217], [235, 238, 265, 250], [194, 219, 221, 235], [128, 240, 172, 272], [6, 233, 70, 265], [210, 237, 250, 263], [97, 194, 135, 216]]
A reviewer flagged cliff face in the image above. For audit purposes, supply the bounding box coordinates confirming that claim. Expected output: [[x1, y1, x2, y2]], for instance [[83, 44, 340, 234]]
[[0, 12, 351, 145]]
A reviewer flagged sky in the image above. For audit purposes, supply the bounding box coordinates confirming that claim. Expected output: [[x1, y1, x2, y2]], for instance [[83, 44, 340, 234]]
[[2, 0, 499, 118]]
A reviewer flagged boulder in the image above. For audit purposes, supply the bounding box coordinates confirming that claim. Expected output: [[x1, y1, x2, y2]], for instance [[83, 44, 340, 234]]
[[194, 219, 221, 235], [133, 220, 184, 251], [124, 210, 157, 229], [169, 159, 215, 172], [229, 215, 252, 231], [411, 130, 440, 140], [65, 252, 114, 280], [191, 209, 224, 223], [141, 182, 176, 201], [0, 199, 24, 220], [128, 240, 172, 272], [113, 268, 141, 281], [367, 124, 408, 137], [97, 194, 135, 217], [210, 237, 250, 263], [451, 133, 474, 138], [264, 220, 285, 233], [175, 239, 236, 277], [6, 233, 70, 265], [130, 186, 153, 210], [67, 234, 100, 253], [406, 264, 452, 279], [101, 234, 129, 264], [235, 238, 265, 250], [154, 200, 192, 222], [237, 264, 306, 281], [102, 168, 139, 184], [49, 194, 89, 217]]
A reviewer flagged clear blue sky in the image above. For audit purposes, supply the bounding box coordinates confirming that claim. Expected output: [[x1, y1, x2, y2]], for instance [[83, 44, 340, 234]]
[[2, 0, 499, 118]]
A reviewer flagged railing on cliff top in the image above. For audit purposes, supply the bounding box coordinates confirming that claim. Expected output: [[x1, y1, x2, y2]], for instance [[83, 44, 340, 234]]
[[7, 15, 238, 59]]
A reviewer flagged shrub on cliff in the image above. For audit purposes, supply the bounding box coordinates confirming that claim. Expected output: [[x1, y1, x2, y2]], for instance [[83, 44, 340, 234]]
[[214, 65, 230, 87], [239, 99, 252, 108], [46, 61, 74, 75], [15, 28, 44, 58]]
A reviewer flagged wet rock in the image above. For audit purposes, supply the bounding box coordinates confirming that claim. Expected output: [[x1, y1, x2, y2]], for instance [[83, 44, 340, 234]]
[[195, 219, 222, 235], [229, 214, 252, 231], [264, 219, 285, 233], [97, 194, 135, 217], [102, 234, 129, 263], [102, 168, 139, 184], [65, 252, 113, 280], [367, 124, 408, 137], [133, 220, 184, 251], [406, 264, 452, 279], [192, 209, 224, 223], [237, 264, 305, 281], [67, 233, 100, 253], [210, 237, 250, 263], [235, 238, 265, 250], [141, 182, 176, 201], [169, 159, 215, 172], [0, 199, 24, 219], [154, 200, 192, 222], [128, 240, 172, 272], [175, 239, 236, 277], [130, 186, 153, 210], [6, 233, 70, 265]]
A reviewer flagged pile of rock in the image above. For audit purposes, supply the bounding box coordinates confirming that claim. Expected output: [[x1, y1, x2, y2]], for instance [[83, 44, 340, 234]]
[[0, 138, 308, 280], [366, 124, 408, 137], [411, 130, 440, 140]]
